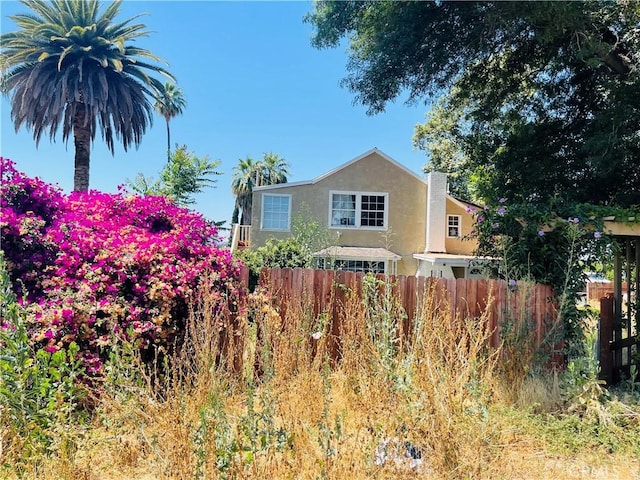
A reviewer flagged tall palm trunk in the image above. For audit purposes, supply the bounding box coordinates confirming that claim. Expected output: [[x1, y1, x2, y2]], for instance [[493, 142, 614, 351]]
[[165, 116, 171, 163], [73, 105, 91, 192], [240, 207, 251, 225], [240, 196, 252, 225]]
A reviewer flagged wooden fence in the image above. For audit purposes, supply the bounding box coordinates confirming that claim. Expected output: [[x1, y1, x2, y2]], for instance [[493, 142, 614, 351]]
[[255, 268, 558, 352], [587, 281, 627, 303]]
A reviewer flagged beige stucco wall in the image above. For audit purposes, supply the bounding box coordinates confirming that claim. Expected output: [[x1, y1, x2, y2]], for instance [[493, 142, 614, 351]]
[[249, 151, 480, 275], [251, 152, 428, 275], [444, 199, 478, 255]]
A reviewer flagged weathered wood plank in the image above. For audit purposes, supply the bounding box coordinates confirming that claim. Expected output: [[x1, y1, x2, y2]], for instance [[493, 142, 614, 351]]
[[251, 268, 559, 366]]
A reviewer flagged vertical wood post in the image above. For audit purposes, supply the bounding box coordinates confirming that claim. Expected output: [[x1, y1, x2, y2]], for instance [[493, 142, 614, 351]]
[[599, 293, 615, 384]]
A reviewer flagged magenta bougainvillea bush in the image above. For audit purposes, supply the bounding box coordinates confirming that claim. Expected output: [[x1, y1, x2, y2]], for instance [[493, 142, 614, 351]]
[[1, 157, 243, 375]]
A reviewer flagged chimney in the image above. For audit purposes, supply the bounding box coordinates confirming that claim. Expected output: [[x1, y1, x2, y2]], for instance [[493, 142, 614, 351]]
[[425, 172, 447, 253]]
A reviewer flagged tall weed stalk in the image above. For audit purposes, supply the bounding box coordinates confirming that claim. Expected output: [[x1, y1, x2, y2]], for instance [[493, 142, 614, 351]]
[[405, 282, 501, 477]]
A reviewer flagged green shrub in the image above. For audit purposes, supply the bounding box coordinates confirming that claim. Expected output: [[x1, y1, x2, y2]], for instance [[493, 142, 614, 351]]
[[0, 252, 86, 473], [238, 205, 337, 288]]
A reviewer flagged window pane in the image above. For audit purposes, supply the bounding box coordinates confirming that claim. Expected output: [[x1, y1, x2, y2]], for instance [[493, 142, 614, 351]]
[[335, 259, 385, 273], [447, 215, 460, 237], [360, 195, 385, 227], [332, 194, 356, 226], [263, 195, 290, 230]]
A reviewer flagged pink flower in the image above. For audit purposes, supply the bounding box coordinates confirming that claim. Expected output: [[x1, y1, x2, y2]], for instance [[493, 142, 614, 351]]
[[1, 158, 243, 377]]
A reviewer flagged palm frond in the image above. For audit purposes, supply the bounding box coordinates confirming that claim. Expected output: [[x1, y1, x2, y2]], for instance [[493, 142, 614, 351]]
[[1, 0, 172, 191]]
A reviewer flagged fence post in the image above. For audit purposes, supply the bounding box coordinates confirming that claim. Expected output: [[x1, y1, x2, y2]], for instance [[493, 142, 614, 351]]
[[239, 265, 250, 290], [599, 293, 614, 384]]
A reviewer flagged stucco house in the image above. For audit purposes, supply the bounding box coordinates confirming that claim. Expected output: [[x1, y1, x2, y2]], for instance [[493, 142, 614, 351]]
[[238, 148, 487, 278]]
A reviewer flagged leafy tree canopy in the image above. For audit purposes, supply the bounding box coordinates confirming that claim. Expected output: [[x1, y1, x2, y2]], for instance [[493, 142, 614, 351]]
[[307, 1, 640, 207], [128, 144, 221, 207]]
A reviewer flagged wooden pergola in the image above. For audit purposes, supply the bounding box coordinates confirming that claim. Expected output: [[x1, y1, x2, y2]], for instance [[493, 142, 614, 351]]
[[599, 219, 640, 384]]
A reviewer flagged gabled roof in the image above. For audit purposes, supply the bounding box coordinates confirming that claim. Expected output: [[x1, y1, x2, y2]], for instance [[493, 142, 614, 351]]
[[313, 246, 402, 261], [447, 195, 477, 211], [254, 147, 427, 192]]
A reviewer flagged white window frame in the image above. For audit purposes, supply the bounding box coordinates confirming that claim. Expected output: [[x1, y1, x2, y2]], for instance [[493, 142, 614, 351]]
[[328, 190, 388, 230], [447, 215, 461, 238], [261, 193, 291, 231]]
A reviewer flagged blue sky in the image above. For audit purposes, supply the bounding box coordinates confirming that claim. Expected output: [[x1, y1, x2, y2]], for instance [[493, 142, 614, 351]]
[[1, 1, 432, 234]]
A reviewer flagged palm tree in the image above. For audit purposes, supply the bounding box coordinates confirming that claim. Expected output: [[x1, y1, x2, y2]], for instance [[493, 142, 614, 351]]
[[231, 156, 260, 226], [261, 152, 289, 185], [154, 82, 186, 162], [0, 0, 172, 192], [231, 153, 290, 225]]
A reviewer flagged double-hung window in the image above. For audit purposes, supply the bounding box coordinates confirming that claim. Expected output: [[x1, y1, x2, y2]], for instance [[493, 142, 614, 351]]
[[331, 193, 357, 226], [261, 194, 291, 231], [447, 215, 461, 238], [329, 191, 388, 230]]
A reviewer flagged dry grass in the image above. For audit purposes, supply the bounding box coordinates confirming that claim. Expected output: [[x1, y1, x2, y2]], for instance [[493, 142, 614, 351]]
[[4, 277, 640, 479]]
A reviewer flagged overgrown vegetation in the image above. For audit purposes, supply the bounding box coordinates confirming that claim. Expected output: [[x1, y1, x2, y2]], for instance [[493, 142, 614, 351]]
[[0, 252, 87, 475], [2, 262, 640, 478], [2, 161, 639, 479], [2, 2, 639, 477], [471, 199, 612, 358], [1, 158, 242, 376]]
